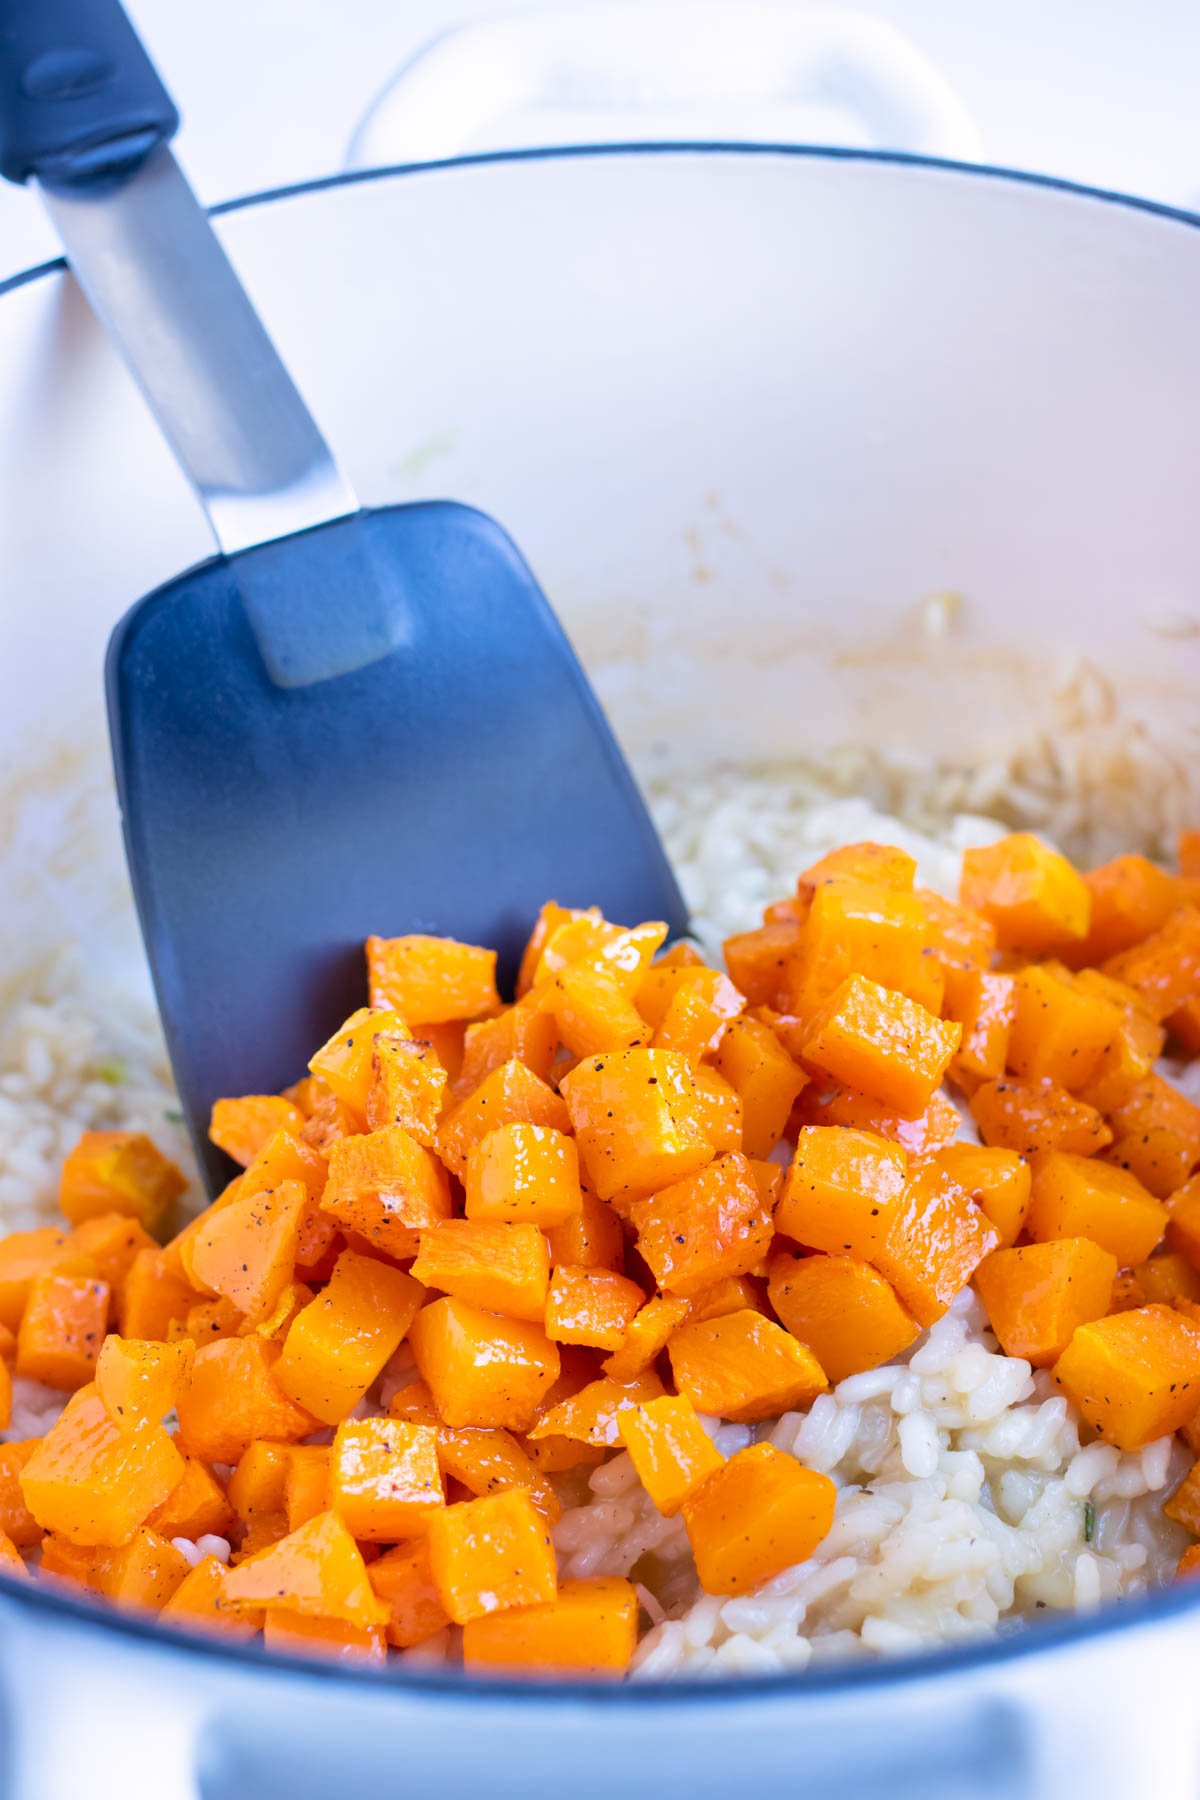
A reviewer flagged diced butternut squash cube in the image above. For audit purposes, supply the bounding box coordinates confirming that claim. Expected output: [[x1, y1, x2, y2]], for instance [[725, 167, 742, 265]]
[[559, 1049, 713, 1205], [275, 1250, 424, 1426], [330, 1417, 444, 1540], [465, 1123, 582, 1228], [226, 1440, 293, 1523], [799, 975, 961, 1118], [222, 1511, 387, 1628], [1006, 964, 1123, 1093], [0, 1357, 9, 1433], [369, 1537, 451, 1648], [0, 1529, 27, 1578], [146, 1457, 234, 1542], [1054, 1306, 1200, 1450], [263, 1610, 386, 1664], [941, 967, 1015, 1084], [118, 1249, 198, 1341], [427, 1488, 557, 1624], [667, 1309, 827, 1422], [59, 1131, 187, 1235], [544, 1265, 644, 1351], [868, 1157, 999, 1327], [970, 1078, 1112, 1158], [284, 1446, 331, 1532], [66, 1215, 155, 1304], [617, 1394, 724, 1516], [602, 1294, 691, 1381], [177, 1336, 319, 1465], [960, 834, 1090, 954], [1103, 908, 1200, 1021], [1104, 1075, 1200, 1198], [784, 879, 939, 1017], [0, 1442, 42, 1547], [1065, 855, 1180, 965], [1134, 1249, 1200, 1305], [645, 970, 744, 1062], [94, 1527, 192, 1612], [529, 1370, 664, 1447], [436, 1426, 559, 1522], [410, 1220, 550, 1324], [775, 1126, 908, 1260], [686, 1276, 764, 1324], [539, 960, 650, 1058], [410, 1296, 559, 1431], [933, 1144, 1031, 1249], [95, 1335, 192, 1425], [545, 1186, 624, 1272], [1027, 1152, 1166, 1267], [307, 1006, 411, 1123], [800, 842, 917, 897], [365, 1033, 448, 1144], [918, 887, 996, 971], [795, 1085, 961, 1156], [209, 1096, 306, 1168], [975, 1239, 1117, 1366], [767, 1252, 919, 1382], [0, 1228, 99, 1332], [689, 1067, 744, 1155], [367, 933, 500, 1022], [15, 1272, 109, 1390], [458, 998, 559, 1093], [1167, 1172, 1200, 1269], [463, 1576, 638, 1676], [723, 919, 805, 1010], [19, 1388, 184, 1547], [438, 1060, 570, 1179], [713, 1017, 807, 1158], [682, 1442, 835, 1595], [322, 1126, 451, 1259], [187, 1178, 306, 1325], [629, 1153, 771, 1300]]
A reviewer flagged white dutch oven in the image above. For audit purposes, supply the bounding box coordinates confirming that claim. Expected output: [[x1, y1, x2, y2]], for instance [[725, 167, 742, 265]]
[[3, 102, 1200, 1800]]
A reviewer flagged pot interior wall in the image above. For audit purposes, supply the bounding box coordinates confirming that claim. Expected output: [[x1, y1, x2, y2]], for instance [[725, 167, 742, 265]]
[[1, 149, 1198, 986]]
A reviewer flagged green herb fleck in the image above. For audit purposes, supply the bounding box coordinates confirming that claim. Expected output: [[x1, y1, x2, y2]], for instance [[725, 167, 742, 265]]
[[1083, 1500, 1096, 1543], [93, 1059, 128, 1086], [163, 1108, 184, 1124]]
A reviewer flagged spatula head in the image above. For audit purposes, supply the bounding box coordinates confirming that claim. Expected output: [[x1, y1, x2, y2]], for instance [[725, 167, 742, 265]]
[[108, 501, 687, 1192]]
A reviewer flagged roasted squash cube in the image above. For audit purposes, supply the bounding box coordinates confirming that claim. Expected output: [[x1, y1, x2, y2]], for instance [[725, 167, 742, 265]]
[[767, 1252, 918, 1382], [15, 1272, 109, 1390], [222, 1510, 386, 1628], [209, 1096, 306, 1168], [410, 1220, 550, 1324], [463, 1576, 638, 1676], [682, 1443, 835, 1595], [59, 1131, 187, 1235], [410, 1296, 559, 1431], [799, 974, 961, 1118], [427, 1488, 557, 1624], [275, 1250, 424, 1426], [713, 1017, 808, 1158], [559, 1049, 713, 1205], [367, 933, 500, 1023], [465, 1123, 583, 1228], [544, 1265, 644, 1351], [616, 1394, 724, 1516], [179, 1336, 319, 1463], [970, 1078, 1112, 1158], [369, 1537, 451, 1649], [959, 833, 1090, 954], [330, 1418, 444, 1541], [1054, 1306, 1200, 1450], [438, 1059, 570, 1179], [775, 1126, 908, 1259], [933, 1144, 1031, 1249], [20, 1387, 184, 1547], [1027, 1152, 1166, 1267], [667, 1309, 827, 1422], [629, 1153, 772, 1299], [975, 1239, 1117, 1366], [322, 1126, 451, 1259]]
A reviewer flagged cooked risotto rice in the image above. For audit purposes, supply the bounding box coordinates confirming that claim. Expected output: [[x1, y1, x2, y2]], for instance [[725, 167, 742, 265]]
[[0, 746, 1190, 1672]]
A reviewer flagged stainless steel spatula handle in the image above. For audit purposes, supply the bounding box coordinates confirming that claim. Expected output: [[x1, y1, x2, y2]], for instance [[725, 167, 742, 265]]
[[0, 0, 357, 555]]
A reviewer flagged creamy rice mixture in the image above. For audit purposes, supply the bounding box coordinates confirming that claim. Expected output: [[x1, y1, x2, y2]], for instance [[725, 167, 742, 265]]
[[0, 738, 1191, 1673]]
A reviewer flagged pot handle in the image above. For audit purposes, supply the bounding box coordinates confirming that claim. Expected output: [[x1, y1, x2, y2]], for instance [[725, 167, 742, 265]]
[[346, 1, 980, 172]]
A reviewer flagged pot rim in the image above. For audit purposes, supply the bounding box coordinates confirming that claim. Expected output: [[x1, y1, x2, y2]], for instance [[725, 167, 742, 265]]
[[3, 136, 1198, 1697]]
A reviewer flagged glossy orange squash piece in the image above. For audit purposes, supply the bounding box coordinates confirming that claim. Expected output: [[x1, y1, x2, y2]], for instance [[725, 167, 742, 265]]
[[15, 1272, 110, 1390], [969, 1078, 1112, 1158], [146, 1456, 234, 1541], [1064, 854, 1181, 965], [682, 1443, 836, 1595], [1103, 907, 1200, 1022], [66, 1214, 156, 1305], [322, 1125, 451, 1259], [528, 1369, 664, 1448], [329, 1418, 444, 1541], [368, 1537, 451, 1649], [544, 1264, 645, 1351], [426, 1488, 557, 1624], [178, 1336, 319, 1463], [365, 1033, 449, 1144], [767, 1252, 918, 1382], [775, 1126, 908, 1260], [410, 1296, 559, 1431], [544, 1186, 624, 1272], [19, 1387, 184, 1547], [933, 1144, 1031, 1249], [463, 1576, 639, 1676], [464, 1122, 583, 1228], [800, 974, 961, 1117], [667, 1308, 827, 1422], [222, 1510, 387, 1628], [457, 997, 559, 1093], [1054, 1305, 1200, 1450], [1026, 1152, 1166, 1266], [941, 967, 1015, 1085], [59, 1131, 187, 1235], [629, 1153, 771, 1300], [616, 1394, 724, 1516], [263, 1610, 386, 1664], [722, 919, 804, 1011], [435, 1425, 560, 1523], [95, 1335, 192, 1425], [602, 1294, 691, 1381], [959, 833, 1090, 954], [117, 1248, 198, 1341], [159, 1554, 257, 1638], [559, 1048, 713, 1206], [784, 878, 940, 1018], [275, 1249, 423, 1426], [438, 1059, 571, 1179], [918, 887, 996, 972], [975, 1238, 1117, 1366], [1103, 1074, 1200, 1198], [869, 1157, 999, 1327], [209, 1096, 306, 1168], [0, 1228, 99, 1333], [410, 1219, 550, 1324], [366, 933, 499, 1023], [187, 1179, 306, 1325], [713, 1016, 808, 1158]]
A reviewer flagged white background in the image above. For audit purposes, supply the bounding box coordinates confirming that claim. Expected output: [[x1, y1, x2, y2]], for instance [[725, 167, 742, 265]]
[[1, 0, 1199, 284]]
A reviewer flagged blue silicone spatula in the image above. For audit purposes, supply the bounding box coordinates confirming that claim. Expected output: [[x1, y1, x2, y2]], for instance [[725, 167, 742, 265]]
[[0, 0, 687, 1193]]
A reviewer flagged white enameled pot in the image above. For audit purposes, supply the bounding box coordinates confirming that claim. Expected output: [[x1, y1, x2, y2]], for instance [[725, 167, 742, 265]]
[[2, 136, 1200, 1800]]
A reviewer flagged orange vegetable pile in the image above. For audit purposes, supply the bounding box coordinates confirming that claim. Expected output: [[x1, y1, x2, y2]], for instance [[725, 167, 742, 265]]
[[7, 831, 1200, 1664]]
